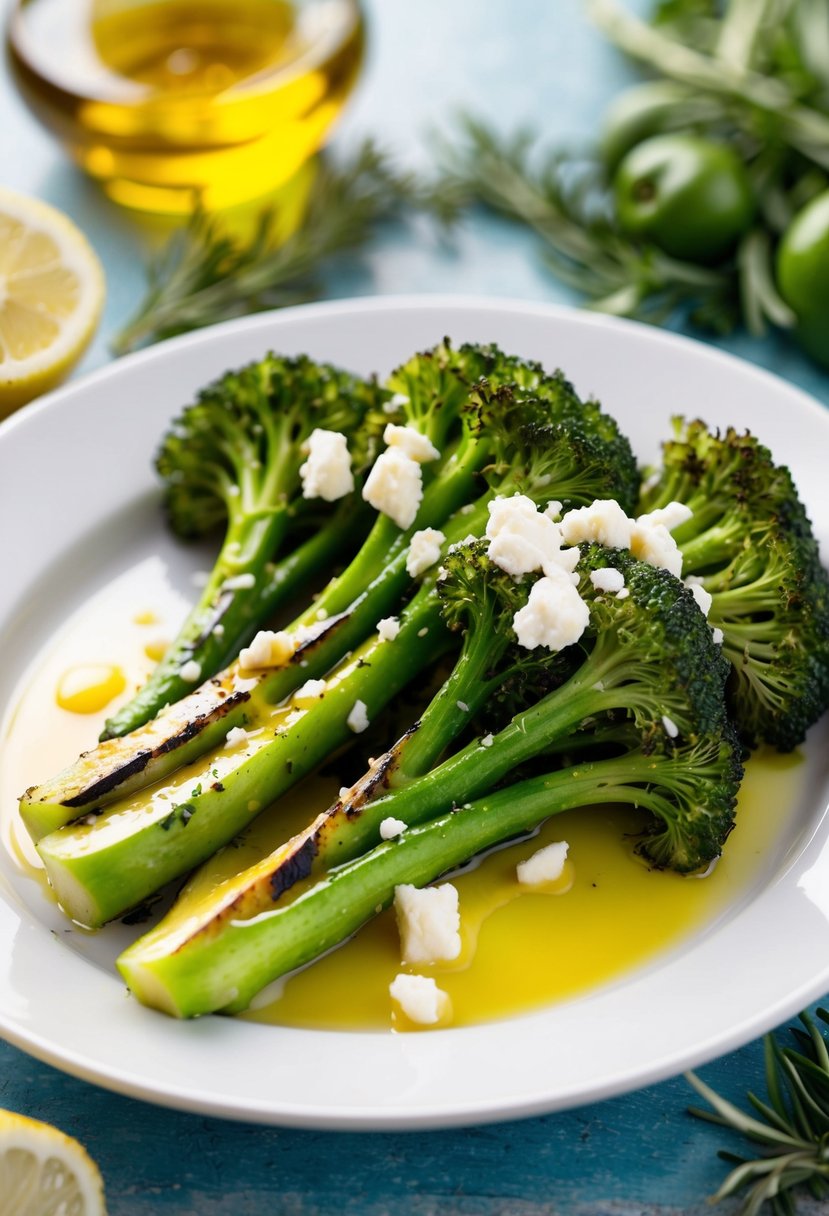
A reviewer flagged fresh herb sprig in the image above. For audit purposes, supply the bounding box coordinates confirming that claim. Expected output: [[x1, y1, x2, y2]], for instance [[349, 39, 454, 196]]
[[688, 1009, 829, 1215], [113, 140, 460, 354], [439, 116, 739, 331]]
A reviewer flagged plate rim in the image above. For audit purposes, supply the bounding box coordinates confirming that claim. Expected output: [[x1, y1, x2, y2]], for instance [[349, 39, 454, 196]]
[[2, 293, 829, 1130]]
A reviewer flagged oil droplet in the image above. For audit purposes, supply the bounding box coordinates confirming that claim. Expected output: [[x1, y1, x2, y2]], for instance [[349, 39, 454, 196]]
[[133, 610, 159, 626], [56, 664, 126, 714], [144, 638, 170, 662]]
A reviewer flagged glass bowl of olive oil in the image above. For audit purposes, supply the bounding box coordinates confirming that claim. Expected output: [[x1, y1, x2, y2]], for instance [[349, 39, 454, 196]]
[[7, 0, 364, 213]]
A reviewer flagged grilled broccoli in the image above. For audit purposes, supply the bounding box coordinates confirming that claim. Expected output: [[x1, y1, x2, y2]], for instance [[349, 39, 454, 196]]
[[22, 346, 636, 840], [102, 354, 388, 740], [638, 418, 829, 749], [34, 400, 637, 927], [116, 543, 742, 1017]]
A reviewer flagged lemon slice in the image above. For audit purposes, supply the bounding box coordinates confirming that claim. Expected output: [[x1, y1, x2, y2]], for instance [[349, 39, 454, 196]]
[[0, 1107, 107, 1216], [0, 188, 105, 418]]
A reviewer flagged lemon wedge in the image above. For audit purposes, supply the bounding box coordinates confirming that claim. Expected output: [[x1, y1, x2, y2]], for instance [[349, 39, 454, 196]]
[[0, 1107, 107, 1216], [0, 188, 105, 418]]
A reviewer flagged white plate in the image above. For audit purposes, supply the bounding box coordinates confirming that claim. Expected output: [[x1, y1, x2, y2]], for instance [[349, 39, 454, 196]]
[[1, 296, 829, 1130]]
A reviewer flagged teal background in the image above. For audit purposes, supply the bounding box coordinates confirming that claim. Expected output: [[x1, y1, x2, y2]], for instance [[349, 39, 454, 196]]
[[2, 0, 828, 1211]]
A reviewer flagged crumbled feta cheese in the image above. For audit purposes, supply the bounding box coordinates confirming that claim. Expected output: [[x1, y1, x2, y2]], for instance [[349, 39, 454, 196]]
[[711, 627, 724, 645], [294, 678, 326, 706], [380, 816, 407, 840], [339, 786, 352, 801], [394, 883, 461, 964], [389, 974, 450, 1025], [362, 448, 423, 529], [417, 627, 429, 637], [486, 494, 578, 578], [223, 572, 256, 591], [560, 499, 633, 550], [180, 659, 201, 682], [316, 607, 329, 621], [213, 623, 225, 637], [662, 714, 679, 738], [384, 392, 409, 414], [615, 587, 630, 600], [481, 733, 494, 748], [513, 567, 590, 652], [299, 428, 354, 501], [239, 629, 295, 670], [406, 528, 446, 578], [589, 567, 625, 594], [639, 501, 693, 532], [544, 500, 563, 520], [686, 580, 713, 618], [630, 519, 683, 578], [516, 841, 569, 886], [347, 699, 370, 733], [377, 616, 401, 642], [456, 700, 469, 712], [225, 725, 250, 749], [383, 423, 440, 464]]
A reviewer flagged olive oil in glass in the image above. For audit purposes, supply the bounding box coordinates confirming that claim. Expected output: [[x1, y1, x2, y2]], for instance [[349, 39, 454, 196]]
[[7, 0, 364, 213]]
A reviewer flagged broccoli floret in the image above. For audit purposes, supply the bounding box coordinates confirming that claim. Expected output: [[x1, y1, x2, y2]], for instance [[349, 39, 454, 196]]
[[116, 542, 742, 1016], [102, 354, 388, 739], [639, 417, 829, 749]]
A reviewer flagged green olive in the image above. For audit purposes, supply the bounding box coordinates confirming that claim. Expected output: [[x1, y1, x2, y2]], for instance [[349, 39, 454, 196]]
[[613, 134, 755, 264], [777, 189, 829, 369]]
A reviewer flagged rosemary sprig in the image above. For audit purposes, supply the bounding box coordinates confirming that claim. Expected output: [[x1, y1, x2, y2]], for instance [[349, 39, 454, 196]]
[[687, 1008, 829, 1215], [113, 140, 460, 354], [439, 116, 739, 331]]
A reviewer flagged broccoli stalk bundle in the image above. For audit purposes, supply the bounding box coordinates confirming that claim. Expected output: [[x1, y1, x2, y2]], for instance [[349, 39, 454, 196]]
[[102, 354, 389, 741], [639, 418, 829, 749], [20, 350, 637, 841], [32, 400, 639, 927], [117, 544, 743, 1018]]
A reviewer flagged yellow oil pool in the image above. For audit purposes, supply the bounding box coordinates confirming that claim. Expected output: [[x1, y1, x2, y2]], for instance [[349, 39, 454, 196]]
[[0, 559, 806, 1032]]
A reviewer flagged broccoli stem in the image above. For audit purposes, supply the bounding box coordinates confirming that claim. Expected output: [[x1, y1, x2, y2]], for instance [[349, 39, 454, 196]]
[[37, 591, 454, 928], [101, 499, 371, 740], [116, 756, 655, 1018]]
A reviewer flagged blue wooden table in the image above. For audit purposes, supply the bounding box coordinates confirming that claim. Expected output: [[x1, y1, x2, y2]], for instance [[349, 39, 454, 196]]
[[2, 1, 828, 1211]]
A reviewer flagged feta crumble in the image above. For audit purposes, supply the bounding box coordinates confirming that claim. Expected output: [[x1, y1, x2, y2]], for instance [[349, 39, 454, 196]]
[[711, 627, 724, 645], [486, 494, 579, 578], [294, 678, 326, 706], [560, 500, 633, 550], [383, 422, 440, 464], [589, 567, 625, 594], [513, 567, 590, 652], [223, 572, 256, 591], [377, 616, 401, 642], [389, 974, 450, 1025], [225, 725, 250, 749], [516, 841, 569, 886], [639, 501, 693, 532], [662, 714, 679, 738], [406, 528, 446, 578], [394, 883, 461, 964], [299, 428, 354, 502], [456, 700, 469, 712], [480, 733, 494, 748], [346, 699, 370, 734], [615, 587, 630, 600], [362, 448, 423, 530], [179, 659, 201, 682], [686, 580, 713, 618], [379, 816, 407, 840], [630, 518, 683, 577], [239, 629, 296, 670]]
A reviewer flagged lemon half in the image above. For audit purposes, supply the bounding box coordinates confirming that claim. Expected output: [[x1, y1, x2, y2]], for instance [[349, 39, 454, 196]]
[[0, 189, 105, 418], [0, 1107, 107, 1216]]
